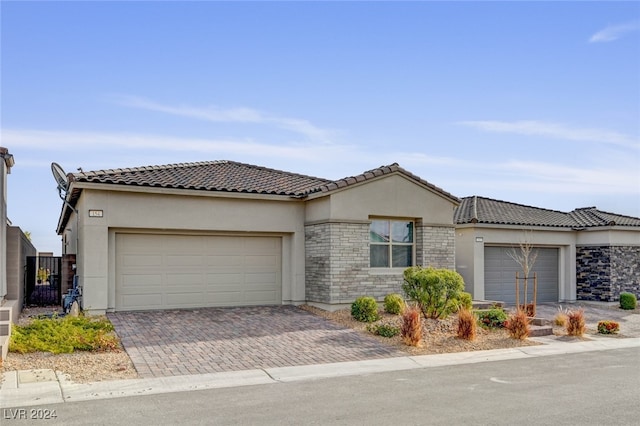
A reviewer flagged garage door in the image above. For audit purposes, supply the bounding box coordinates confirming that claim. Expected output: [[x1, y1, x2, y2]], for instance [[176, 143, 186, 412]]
[[484, 246, 558, 304], [116, 233, 281, 311]]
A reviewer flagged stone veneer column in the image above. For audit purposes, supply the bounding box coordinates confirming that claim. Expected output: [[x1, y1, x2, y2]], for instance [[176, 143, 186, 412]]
[[576, 246, 612, 301], [611, 246, 640, 299], [304, 222, 332, 304]]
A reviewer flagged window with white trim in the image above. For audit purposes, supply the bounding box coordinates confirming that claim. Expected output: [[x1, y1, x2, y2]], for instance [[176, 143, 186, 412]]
[[369, 219, 414, 268]]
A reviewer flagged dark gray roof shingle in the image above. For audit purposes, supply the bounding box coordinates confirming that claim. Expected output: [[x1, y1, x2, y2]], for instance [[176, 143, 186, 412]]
[[454, 196, 640, 228]]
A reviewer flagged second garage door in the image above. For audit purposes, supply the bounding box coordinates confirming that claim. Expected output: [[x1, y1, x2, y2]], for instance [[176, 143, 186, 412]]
[[115, 233, 282, 311], [484, 246, 558, 304]]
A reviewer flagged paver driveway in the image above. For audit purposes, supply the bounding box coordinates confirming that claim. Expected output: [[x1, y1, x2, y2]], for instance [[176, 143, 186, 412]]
[[108, 306, 405, 378]]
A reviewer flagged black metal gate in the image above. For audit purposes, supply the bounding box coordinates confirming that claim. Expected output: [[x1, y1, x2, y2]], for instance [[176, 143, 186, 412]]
[[25, 256, 62, 306]]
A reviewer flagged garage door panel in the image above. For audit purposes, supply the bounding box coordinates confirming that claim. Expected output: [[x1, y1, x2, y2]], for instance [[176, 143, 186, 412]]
[[121, 274, 163, 287], [248, 238, 279, 252], [206, 255, 244, 267], [165, 292, 207, 306], [205, 237, 244, 252], [166, 255, 205, 267], [245, 255, 279, 267], [245, 272, 277, 284], [165, 273, 203, 285], [116, 233, 281, 311], [123, 255, 163, 267], [203, 291, 245, 304], [206, 273, 243, 284], [243, 290, 278, 304], [121, 294, 163, 310], [484, 246, 558, 304]]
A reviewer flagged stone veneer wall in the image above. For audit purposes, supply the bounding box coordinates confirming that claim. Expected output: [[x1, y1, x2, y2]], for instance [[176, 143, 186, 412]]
[[305, 222, 332, 303], [577, 245, 640, 301], [416, 225, 455, 269], [305, 221, 456, 305], [611, 246, 640, 299]]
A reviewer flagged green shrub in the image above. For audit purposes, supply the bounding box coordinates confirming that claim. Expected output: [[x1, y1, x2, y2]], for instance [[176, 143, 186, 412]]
[[367, 323, 401, 338], [620, 293, 637, 310], [505, 309, 530, 340], [402, 266, 465, 319], [475, 308, 507, 328], [455, 292, 473, 312], [383, 293, 405, 315], [597, 320, 620, 334], [10, 315, 119, 354], [351, 296, 380, 322]]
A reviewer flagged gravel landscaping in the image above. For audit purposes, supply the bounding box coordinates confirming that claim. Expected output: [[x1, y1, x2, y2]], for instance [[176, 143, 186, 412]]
[[2, 302, 638, 384]]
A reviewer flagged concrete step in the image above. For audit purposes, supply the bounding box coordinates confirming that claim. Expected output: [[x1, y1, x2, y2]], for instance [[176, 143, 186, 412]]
[[530, 317, 552, 326], [529, 325, 554, 337]]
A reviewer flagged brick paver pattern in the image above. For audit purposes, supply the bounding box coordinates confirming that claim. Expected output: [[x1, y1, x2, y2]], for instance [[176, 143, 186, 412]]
[[108, 306, 405, 378]]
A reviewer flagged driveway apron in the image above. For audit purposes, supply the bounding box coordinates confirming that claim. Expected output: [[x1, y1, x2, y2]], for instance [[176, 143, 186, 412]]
[[108, 306, 405, 378]]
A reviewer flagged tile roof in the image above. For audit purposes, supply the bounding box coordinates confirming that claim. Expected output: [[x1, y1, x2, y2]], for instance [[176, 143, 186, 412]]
[[58, 160, 459, 233], [69, 160, 459, 202], [70, 160, 331, 197], [311, 163, 460, 203], [454, 196, 640, 228]]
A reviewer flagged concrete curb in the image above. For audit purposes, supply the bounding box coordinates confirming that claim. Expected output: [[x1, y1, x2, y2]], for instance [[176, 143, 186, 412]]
[[2, 337, 639, 408]]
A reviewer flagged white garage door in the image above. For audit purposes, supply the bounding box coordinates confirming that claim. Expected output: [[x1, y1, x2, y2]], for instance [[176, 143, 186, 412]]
[[116, 233, 282, 311], [484, 246, 558, 304]]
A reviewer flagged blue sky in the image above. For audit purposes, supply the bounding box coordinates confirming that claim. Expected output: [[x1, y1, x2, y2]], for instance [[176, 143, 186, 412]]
[[2, 1, 639, 255]]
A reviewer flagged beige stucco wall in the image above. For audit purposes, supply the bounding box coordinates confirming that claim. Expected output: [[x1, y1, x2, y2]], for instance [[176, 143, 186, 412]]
[[6, 226, 37, 306], [0, 153, 8, 300], [306, 174, 456, 224], [71, 187, 306, 314], [455, 225, 578, 302], [575, 228, 640, 246]]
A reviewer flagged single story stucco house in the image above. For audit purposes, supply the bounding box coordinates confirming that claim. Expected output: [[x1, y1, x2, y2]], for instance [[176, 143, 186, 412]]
[[56, 161, 459, 315], [454, 196, 640, 304]]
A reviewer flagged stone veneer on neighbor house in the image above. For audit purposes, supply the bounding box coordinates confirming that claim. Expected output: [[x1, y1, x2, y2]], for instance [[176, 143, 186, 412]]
[[576, 245, 640, 302], [305, 221, 456, 305]]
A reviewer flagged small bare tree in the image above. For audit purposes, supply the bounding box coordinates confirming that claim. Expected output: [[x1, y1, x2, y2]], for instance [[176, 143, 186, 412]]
[[507, 231, 538, 314]]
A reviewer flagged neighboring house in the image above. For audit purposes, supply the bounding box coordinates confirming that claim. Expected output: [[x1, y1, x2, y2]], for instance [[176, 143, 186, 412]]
[[0, 147, 14, 306], [454, 196, 640, 304], [2, 147, 23, 361], [55, 161, 459, 314]]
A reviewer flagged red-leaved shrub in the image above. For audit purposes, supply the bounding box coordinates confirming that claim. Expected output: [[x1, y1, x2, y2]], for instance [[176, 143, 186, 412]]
[[401, 304, 423, 347], [597, 320, 619, 335], [505, 309, 530, 340], [566, 309, 586, 336], [457, 308, 476, 340]]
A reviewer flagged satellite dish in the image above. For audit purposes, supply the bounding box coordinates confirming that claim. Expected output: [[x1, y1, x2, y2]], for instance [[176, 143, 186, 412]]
[[51, 162, 69, 196]]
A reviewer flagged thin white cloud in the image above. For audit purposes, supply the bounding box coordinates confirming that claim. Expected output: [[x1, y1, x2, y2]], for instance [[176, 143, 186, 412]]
[[498, 160, 638, 193], [109, 95, 334, 142], [458, 120, 639, 149], [4, 127, 638, 200], [2, 128, 353, 164], [589, 21, 640, 43]]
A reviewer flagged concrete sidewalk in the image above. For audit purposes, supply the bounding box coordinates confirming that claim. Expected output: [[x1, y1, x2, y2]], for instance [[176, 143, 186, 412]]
[[2, 335, 639, 409]]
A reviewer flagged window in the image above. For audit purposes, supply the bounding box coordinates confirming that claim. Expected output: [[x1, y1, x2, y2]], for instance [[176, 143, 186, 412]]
[[370, 219, 414, 268]]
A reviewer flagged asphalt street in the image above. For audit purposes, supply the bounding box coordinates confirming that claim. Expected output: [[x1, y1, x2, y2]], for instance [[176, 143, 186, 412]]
[[3, 347, 639, 425]]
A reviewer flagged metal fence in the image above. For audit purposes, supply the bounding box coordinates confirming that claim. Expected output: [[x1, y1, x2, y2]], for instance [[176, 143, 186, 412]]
[[25, 256, 62, 306]]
